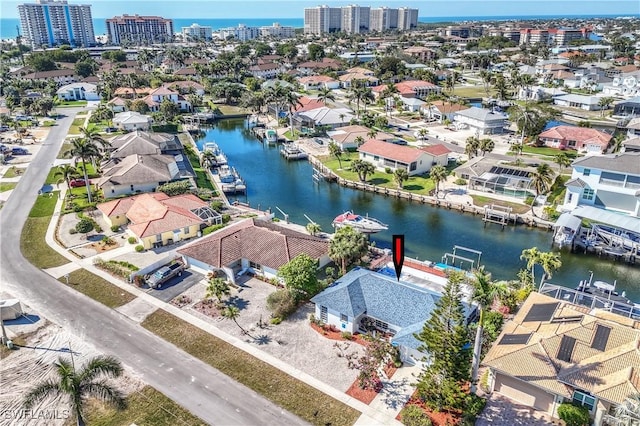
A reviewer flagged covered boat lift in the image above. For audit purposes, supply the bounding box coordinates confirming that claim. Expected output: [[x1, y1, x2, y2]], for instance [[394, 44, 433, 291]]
[[571, 206, 640, 254], [552, 213, 582, 248]]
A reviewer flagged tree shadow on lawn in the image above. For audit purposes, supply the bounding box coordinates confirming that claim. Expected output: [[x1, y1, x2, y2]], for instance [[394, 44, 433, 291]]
[[227, 295, 250, 310], [403, 184, 425, 191], [369, 177, 390, 185]]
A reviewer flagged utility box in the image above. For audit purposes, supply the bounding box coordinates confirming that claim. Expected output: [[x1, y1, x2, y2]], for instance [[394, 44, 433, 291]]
[[0, 299, 23, 320]]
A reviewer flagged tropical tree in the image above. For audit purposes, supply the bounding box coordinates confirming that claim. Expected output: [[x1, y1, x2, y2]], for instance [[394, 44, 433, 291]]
[[553, 152, 572, 174], [306, 222, 321, 236], [612, 393, 640, 426], [328, 141, 343, 169], [367, 128, 378, 139], [465, 136, 480, 158], [200, 149, 217, 170], [317, 87, 335, 105], [429, 164, 448, 197], [23, 355, 126, 426], [354, 135, 365, 147], [350, 159, 375, 183], [79, 126, 109, 151], [278, 253, 320, 301], [537, 251, 562, 286], [598, 96, 615, 117], [520, 247, 542, 284], [284, 90, 302, 132], [393, 168, 409, 189], [67, 137, 101, 203], [205, 277, 231, 303], [478, 138, 495, 156], [417, 128, 429, 141], [469, 267, 508, 392], [509, 142, 524, 157], [529, 163, 554, 216], [222, 305, 253, 337], [55, 164, 80, 188], [328, 225, 369, 275]]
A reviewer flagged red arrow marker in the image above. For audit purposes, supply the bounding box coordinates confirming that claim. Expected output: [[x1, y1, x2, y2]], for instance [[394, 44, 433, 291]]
[[392, 235, 404, 281]]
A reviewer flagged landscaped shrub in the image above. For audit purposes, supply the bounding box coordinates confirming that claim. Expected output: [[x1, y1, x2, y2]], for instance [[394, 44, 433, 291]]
[[190, 187, 215, 200], [128, 236, 137, 244], [341, 331, 353, 340], [110, 225, 120, 232], [75, 217, 94, 233], [557, 403, 590, 426], [101, 236, 116, 246], [210, 200, 224, 212], [135, 245, 144, 252], [157, 180, 192, 196], [270, 317, 283, 325], [399, 405, 432, 426], [454, 178, 467, 185], [266, 289, 297, 320], [524, 195, 535, 206], [93, 258, 139, 279], [69, 228, 77, 234], [385, 167, 392, 174], [202, 223, 226, 235], [222, 214, 231, 223]]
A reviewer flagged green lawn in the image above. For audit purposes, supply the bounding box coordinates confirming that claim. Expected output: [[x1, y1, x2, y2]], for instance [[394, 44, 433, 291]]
[[521, 146, 579, 158], [56, 100, 88, 108], [58, 268, 135, 308], [3, 167, 23, 178], [77, 161, 100, 178], [21, 192, 69, 269], [448, 85, 488, 98], [29, 191, 60, 217], [57, 142, 73, 159], [85, 386, 206, 426], [470, 194, 531, 214], [181, 137, 215, 191], [142, 310, 361, 426], [322, 152, 436, 195], [45, 167, 60, 185], [69, 117, 87, 134], [64, 186, 100, 212], [0, 182, 17, 192], [216, 104, 251, 116]]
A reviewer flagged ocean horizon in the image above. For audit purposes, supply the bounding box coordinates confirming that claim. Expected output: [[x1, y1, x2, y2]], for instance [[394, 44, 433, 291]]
[[0, 14, 627, 40]]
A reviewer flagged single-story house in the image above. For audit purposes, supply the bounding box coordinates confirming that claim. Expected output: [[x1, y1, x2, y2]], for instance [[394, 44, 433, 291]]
[[178, 218, 330, 283], [113, 87, 152, 99], [621, 137, 640, 153], [98, 192, 220, 249], [311, 268, 476, 365], [56, 82, 101, 101], [613, 96, 640, 116], [400, 97, 426, 112], [453, 107, 509, 135], [107, 97, 127, 112], [423, 100, 470, 123], [454, 157, 537, 199], [373, 80, 441, 100], [162, 80, 205, 95], [358, 139, 450, 176], [107, 130, 184, 158], [538, 126, 612, 154], [483, 291, 640, 425], [626, 117, 640, 138], [294, 107, 354, 130], [553, 94, 603, 111], [112, 111, 153, 131], [98, 154, 185, 197], [297, 75, 340, 91], [326, 125, 394, 151]]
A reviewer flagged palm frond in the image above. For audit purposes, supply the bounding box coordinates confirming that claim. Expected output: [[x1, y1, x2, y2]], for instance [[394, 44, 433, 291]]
[[81, 380, 127, 410], [23, 381, 62, 409], [79, 355, 124, 384]]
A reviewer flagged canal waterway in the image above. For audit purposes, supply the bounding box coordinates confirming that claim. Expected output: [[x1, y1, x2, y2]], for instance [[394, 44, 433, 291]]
[[195, 119, 640, 301]]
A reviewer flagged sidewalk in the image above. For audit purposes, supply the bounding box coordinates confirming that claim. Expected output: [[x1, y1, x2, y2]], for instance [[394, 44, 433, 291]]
[[41, 182, 411, 424]]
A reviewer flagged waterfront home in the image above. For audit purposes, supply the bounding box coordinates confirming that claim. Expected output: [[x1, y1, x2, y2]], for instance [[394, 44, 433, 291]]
[[311, 268, 476, 365], [453, 107, 509, 135], [423, 100, 470, 123], [162, 80, 205, 96], [626, 117, 640, 138], [602, 70, 640, 98], [358, 139, 450, 176], [294, 107, 354, 130], [372, 80, 441, 100], [338, 67, 379, 88], [178, 218, 330, 283], [538, 126, 612, 154], [107, 131, 185, 159], [454, 157, 536, 199], [553, 94, 603, 111], [56, 82, 100, 101], [141, 87, 192, 112], [112, 111, 153, 131], [297, 75, 340, 91], [562, 152, 640, 217], [483, 291, 640, 426], [98, 193, 220, 249], [326, 125, 395, 151], [98, 154, 187, 198], [614, 97, 640, 116]]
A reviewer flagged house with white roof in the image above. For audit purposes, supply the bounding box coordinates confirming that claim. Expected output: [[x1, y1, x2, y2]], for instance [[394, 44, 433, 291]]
[[112, 111, 153, 131], [56, 82, 100, 101], [358, 139, 450, 176], [553, 94, 603, 111], [453, 107, 509, 135], [297, 75, 340, 91], [142, 87, 192, 112], [326, 125, 394, 151], [602, 70, 640, 98], [294, 107, 354, 130]]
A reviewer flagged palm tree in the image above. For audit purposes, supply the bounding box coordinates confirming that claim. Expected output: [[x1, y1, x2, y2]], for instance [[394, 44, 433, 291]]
[[284, 90, 302, 134], [55, 164, 80, 188], [354, 135, 365, 147], [465, 136, 480, 158], [509, 142, 524, 158], [67, 138, 101, 203], [469, 267, 508, 393], [393, 168, 409, 189], [417, 128, 429, 141], [529, 163, 554, 217], [479, 138, 495, 156], [350, 159, 375, 183], [367, 128, 378, 139], [205, 277, 231, 304], [328, 141, 343, 169], [537, 251, 562, 286], [223, 305, 253, 337], [317, 87, 335, 105], [23, 355, 126, 426], [520, 247, 542, 284], [553, 153, 571, 174], [306, 222, 321, 236], [598, 96, 615, 117], [612, 393, 640, 426], [430, 164, 448, 197], [200, 149, 217, 170]]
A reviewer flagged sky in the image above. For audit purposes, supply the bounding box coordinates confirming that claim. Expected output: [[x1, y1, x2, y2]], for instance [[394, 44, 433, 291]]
[[1, 0, 638, 19]]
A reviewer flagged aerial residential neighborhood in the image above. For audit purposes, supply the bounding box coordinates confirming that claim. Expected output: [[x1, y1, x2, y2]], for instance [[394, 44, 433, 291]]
[[1, 1, 639, 426]]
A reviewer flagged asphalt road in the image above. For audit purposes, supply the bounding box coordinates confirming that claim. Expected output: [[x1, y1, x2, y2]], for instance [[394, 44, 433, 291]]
[[0, 109, 306, 425]]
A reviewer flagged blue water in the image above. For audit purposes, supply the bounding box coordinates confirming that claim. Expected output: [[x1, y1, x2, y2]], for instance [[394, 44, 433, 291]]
[[0, 14, 628, 39], [544, 120, 575, 130], [194, 119, 640, 300]]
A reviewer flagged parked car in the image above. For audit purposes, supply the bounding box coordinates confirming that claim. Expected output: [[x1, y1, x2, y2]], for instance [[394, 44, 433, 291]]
[[0, 125, 9, 132], [146, 261, 185, 289], [11, 147, 29, 155], [104, 127, 118, 133], [314, 138, 324, 145], [69, 179, 87, 188]]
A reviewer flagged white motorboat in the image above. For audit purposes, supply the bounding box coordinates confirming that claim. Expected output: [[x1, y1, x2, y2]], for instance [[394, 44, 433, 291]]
[[332, 211, 388, 234]]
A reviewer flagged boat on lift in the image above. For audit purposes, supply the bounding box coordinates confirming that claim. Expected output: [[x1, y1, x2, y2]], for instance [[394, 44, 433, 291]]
[[202, 142, 228, 167], [332, 211, 388, 234], [265, 128, 278, 145]]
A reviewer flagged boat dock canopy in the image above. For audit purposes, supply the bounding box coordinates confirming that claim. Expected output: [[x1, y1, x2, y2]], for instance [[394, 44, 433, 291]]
[[571, 206, 640, 234], [554, 213, 582, 232]]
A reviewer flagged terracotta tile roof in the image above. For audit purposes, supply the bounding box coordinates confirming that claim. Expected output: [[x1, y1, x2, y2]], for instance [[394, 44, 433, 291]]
[[483, 292, 640, 404], [421, 144, 451, 156], [298, 75, 337, 84], [292, 96, 326, 113], [150, 87, 178, 96], [358, 139, 426, 164], [328, 125, 394, 144], [113, 87, 152, 96], [98, 193, 207, 239], [539, 126, 612, 146], [178, 218, 328, 270]]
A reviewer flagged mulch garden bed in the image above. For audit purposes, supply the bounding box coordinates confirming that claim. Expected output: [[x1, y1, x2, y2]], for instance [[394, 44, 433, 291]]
[[310, 322, 370, 346], [397, 390, 462, 426], [171, 295, 193, 308], [345, 377, 381, 404], [192, 299, 222, 318]]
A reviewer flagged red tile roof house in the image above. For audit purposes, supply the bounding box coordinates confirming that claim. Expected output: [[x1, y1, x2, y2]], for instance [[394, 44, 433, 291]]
[[372, 80, 441, 100], [97, 193, 221, 250], [538, 126, 612, 154], [178, 218, 330, 284], [358, 139, 450, 176]]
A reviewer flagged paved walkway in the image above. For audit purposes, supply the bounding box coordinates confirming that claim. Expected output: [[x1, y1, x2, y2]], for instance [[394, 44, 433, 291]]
[[476, 393, 560, 426], [41, 179, 409, 424]]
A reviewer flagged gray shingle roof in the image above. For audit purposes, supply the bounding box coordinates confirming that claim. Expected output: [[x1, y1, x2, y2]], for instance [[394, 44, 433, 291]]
[[572, 152, 640, 175], [454, 107, 507, 123]]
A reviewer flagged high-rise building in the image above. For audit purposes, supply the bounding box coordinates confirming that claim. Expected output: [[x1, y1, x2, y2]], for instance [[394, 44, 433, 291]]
[[18, 0, 95, 48], [106, 14, 174, 45], [181, 23, 212, 40], [304, 5, 418, 35]]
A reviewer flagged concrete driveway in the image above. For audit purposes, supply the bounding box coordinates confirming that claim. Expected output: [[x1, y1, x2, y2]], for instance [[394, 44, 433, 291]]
[[476, 393, 559, 426], [145, 269, 204, 302]]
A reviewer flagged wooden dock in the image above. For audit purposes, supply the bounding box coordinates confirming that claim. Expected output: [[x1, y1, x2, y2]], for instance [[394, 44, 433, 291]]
[[483, 204, 515, 229]]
